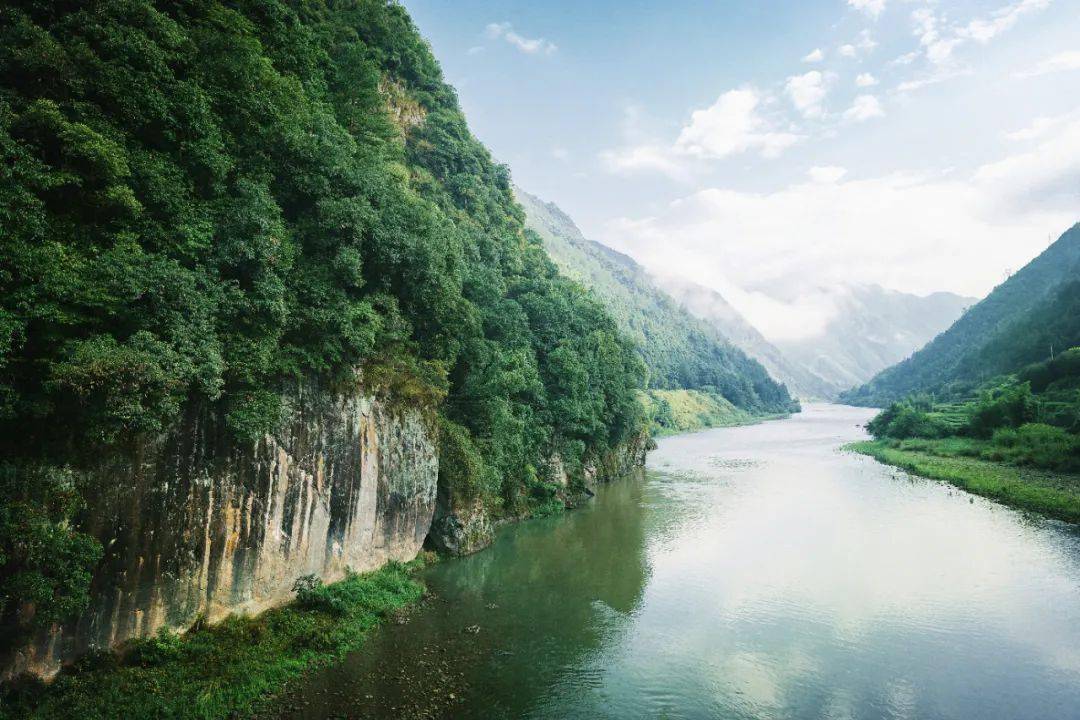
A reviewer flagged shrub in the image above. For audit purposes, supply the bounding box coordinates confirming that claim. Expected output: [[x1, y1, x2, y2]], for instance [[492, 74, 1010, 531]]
[[985, 423, 1080, 471], [967, 383, 1035, 438], [292, 574, 345, 616], [0, 464, 102, 651], [868, 402, 948, 440], [127, 629, 185, 667]]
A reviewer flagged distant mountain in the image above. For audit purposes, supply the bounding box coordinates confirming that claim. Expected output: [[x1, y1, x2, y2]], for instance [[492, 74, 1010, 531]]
[[772, 284, 975, 399], [841, 224, 1080, 406], [514, 187, 795, 414], [656, 278, 837, 400]]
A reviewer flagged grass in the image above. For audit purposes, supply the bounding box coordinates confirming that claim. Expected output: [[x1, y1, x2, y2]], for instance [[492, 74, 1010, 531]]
[[848, 439, 1080, 524], [641, 389, 788, 437], [0, 558, 431, 720]]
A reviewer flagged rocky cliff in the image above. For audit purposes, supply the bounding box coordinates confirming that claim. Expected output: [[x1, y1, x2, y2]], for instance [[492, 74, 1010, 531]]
[[427, 430, 652, 557], [4, 382, 438, 679]]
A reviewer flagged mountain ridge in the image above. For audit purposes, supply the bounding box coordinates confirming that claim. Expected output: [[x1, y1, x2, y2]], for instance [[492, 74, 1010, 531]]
[[841, 223, 1080, 405]]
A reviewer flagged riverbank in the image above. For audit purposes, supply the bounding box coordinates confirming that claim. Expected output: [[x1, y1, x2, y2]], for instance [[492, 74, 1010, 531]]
[[848, 439, 1080, 523], [0, 559, 430, 720]]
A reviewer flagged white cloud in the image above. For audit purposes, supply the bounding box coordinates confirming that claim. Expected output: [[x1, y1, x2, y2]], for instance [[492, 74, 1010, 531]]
[[838, 30, 878, 59], [894, 66, 974, 94], [907, 0, 1051, 68], [551, 146, 570, 161], [600, 143, 692, 182], [959, 0, 1051, 43], [785, 71, 833, 119], [674, 89, 801, 159], [843, 95, 885, 122], [891, 51, 920, 66], [803, 48, 825, 63], [808, 166, 848, 184], [599, 117, 1080, 341], [484, 22, 557, 55], [467, 45, 484, 56], [973, 115, 1080, 215], [1015, 50, 1080, 78], [1004, 113, 1075, 142], [848, 0, 886, 19], [855, 73, 879, 87], [601, 88, 806, 179]]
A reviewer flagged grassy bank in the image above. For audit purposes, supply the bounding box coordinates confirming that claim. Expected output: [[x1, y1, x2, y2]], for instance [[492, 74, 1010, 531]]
[[641, 389, 789, 437], [848, 439, 1080, 523], [1, 559, 430, 720]]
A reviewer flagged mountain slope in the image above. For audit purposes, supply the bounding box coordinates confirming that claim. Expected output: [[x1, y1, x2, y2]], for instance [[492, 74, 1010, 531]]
[[656, 278, 836, 399], [515, 187, 795, 413], [842, 224, 1080, 406], [772, 284, 974, 398]]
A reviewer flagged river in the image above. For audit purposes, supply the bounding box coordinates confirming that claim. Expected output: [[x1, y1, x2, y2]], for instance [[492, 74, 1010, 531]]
[[278, 404, 1080, 719]]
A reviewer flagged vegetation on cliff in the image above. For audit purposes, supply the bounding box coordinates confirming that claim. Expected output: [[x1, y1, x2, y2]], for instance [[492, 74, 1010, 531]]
[[0, 0, 644, 650], [850, 348, 1080, 520]]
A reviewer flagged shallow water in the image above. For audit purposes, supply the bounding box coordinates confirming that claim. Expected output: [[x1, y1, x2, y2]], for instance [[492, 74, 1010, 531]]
[[280, 404, 1080, 719]]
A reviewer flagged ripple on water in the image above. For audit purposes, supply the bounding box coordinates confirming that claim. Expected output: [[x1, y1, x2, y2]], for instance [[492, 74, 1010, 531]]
[[707, 457, 765, 471]]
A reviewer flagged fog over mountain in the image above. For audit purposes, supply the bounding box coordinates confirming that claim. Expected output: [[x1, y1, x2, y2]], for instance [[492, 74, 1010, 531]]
[[660, 278, 974, 399]]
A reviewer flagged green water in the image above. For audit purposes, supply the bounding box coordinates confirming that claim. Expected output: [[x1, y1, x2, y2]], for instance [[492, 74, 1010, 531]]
[[279, 404, 1080, 719]]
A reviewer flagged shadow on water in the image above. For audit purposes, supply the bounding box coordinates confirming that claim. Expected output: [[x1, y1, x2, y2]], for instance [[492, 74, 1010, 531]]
[[276, 470, 651, 720]]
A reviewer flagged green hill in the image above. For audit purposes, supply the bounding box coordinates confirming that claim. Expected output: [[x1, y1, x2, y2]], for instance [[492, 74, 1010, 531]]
[[0, 0, 649, 637], [515, 187, 797, 415], [841, 224, 1080, 406]]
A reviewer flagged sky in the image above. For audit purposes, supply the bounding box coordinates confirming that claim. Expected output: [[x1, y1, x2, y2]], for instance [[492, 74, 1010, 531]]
[[402, 0, 1080, 340]]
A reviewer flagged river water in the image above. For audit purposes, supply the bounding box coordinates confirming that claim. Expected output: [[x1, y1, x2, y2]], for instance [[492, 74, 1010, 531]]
[[280, 404, 1080, 719]]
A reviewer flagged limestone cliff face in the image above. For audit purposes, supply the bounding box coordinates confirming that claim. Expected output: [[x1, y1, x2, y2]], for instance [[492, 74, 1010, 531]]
[[6, 382, 437, 679]]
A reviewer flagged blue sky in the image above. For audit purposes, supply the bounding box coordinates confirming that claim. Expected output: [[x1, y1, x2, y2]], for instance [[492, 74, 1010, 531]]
[[403, 0, 1079, 339]]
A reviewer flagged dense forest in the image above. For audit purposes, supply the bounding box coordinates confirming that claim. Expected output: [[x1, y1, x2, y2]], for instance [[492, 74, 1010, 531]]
[[842, 225, 1080, 406], [0, 0, 647, 643], [514, 187, 796, 416]]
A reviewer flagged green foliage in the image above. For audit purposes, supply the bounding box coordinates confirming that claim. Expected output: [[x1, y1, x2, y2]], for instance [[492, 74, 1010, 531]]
[[842, 225, 1080, 406], [640, 388, 779, 436], [866, 401, 950, 440], [985, 424, 1080, 472], [436, 416, 494, 505], [0, 464, 102, 651], [1019, 347, 1080, 393], [967, 382, 1035, 438], [1, 560, 427, 720], [525, 481, 565, 518], [0, 0, 647, 600]]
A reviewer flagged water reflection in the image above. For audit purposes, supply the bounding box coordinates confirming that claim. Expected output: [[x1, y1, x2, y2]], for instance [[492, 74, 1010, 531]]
[[280, 405, 1080, 720], [281, 468, 651, 720]]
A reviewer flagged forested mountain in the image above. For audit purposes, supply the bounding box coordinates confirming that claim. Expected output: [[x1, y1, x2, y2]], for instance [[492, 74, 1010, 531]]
[[657, 278, 839, 400], [515, 187, 795, 413], [0, 0, 648, 636], [842, 224, 1080, 406]]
